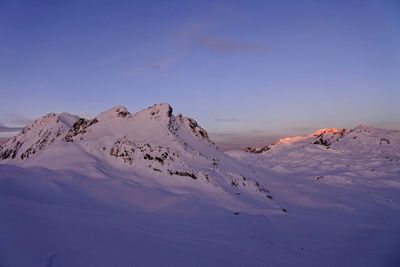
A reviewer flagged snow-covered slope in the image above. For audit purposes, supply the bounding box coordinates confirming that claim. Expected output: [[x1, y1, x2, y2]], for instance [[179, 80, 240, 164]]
[[227, 125, 400, 266], [0, 103, 281, 214], [0, 164, 294, 267], [1, 108, 400, 266], [231, 125, 400, 177]]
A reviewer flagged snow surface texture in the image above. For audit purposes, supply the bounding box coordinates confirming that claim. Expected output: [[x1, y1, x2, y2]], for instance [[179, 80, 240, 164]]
[[1, 105, 400, 266]]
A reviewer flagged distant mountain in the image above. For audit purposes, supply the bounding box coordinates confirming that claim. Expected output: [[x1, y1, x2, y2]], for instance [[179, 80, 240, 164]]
[[243, 126, 399, 159], [230, 125, 400, 178]]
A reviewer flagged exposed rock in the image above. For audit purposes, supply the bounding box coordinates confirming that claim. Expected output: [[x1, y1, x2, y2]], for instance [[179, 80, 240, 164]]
[[64, 118, 98, 142], [245, 146, 271, 153], [168, 170, 197, 180]]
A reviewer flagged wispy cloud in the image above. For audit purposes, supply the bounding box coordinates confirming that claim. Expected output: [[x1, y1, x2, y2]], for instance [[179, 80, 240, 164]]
[[284, 127, 316, 133], [250, 129, 268, 134], [198, 35, 269, 54], [103, 3, 267, 75], [0, 123, 23, 133], [130, 59, 174, 75], [143, 58, 176, 72], [209, 132, 279, 151], [7, 114, 33, 126], [145, 63, 167, 71], [0, 114, 32, 134], [215, 118, 239, 122]]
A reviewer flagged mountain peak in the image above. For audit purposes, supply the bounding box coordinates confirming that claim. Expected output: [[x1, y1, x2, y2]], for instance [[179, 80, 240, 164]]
[[138, 103, 173, 119], [98, 105, 130, 120], [313, 128, 341, 137], [0, 112, 80, 160], [0, 103, 279, 214], [57, 112, 81, 127], [352, 124, 379, 132]]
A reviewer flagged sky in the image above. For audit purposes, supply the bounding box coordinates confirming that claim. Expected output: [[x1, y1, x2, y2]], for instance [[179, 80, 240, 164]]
[[1, 0, 399, 146]]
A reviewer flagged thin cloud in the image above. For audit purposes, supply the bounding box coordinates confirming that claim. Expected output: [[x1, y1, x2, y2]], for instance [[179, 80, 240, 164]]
[[250, 129, 268, 134], [209, 132, 279, 151], [6, 114, 33, 126], [132, 28, 269, 74], [145, 58, 174, 71], [0, 123, 23, 133], [131, 57, 178, 74], [106, 4, 264, 75], [215, 118, 239, 122], [199, 35, 269, 54], [284, 127, 316, 133], [145, 63, 166, 71]]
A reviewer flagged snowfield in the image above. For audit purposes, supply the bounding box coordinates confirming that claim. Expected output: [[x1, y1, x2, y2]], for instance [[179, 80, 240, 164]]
[[1, 104, 399, 266]]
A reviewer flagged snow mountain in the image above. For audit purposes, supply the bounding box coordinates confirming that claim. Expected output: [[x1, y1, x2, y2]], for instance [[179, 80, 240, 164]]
[[226, 125, 400, 266], [232, 125, 400, 189], [0, 103, 281, 214], [1, 108, 399, 266], [237, 125, 400, 173]]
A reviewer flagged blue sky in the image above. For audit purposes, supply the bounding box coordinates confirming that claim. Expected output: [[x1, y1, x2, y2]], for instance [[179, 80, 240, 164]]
[[1, 0, 399, 142]]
